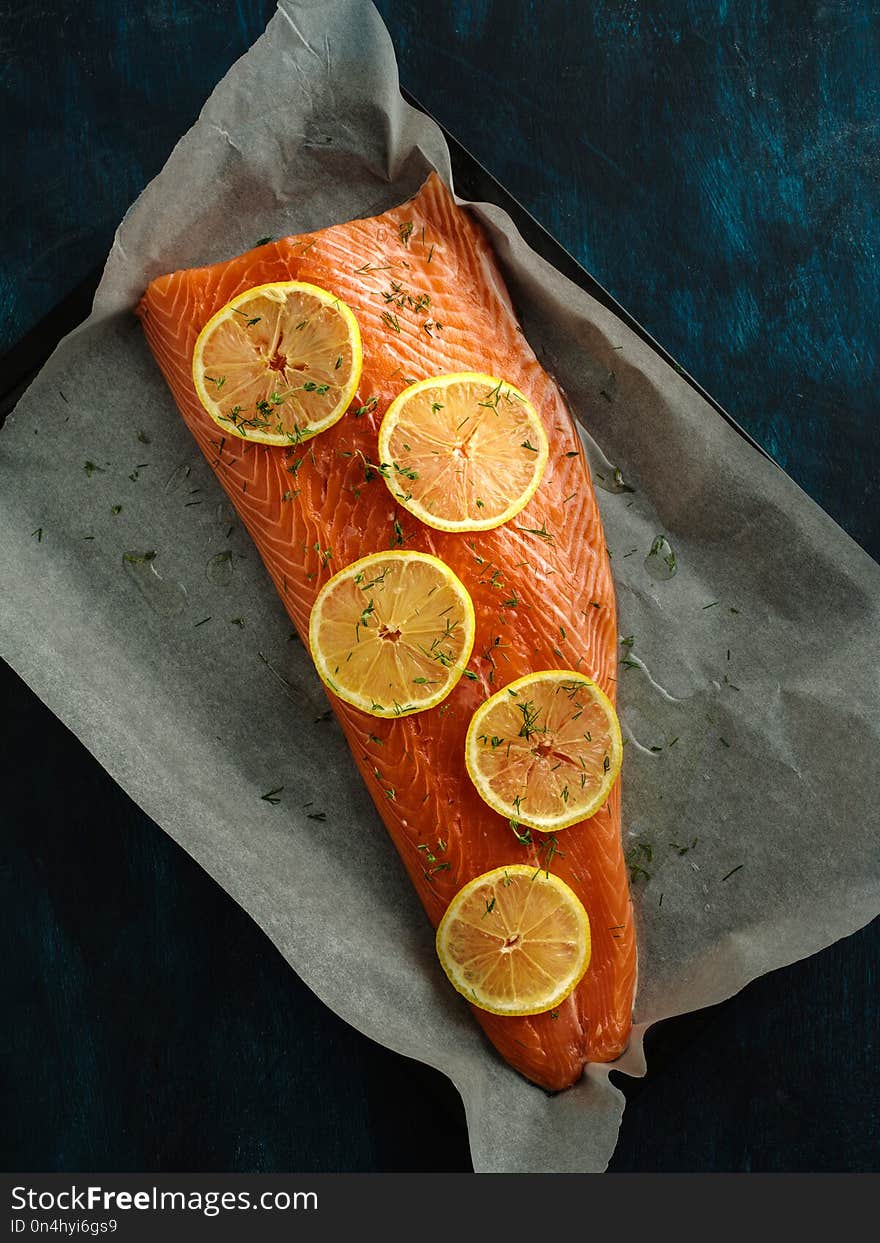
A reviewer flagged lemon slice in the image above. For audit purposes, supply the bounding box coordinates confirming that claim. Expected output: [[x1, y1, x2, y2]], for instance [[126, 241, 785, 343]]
[[465, 670, 622, 832], [192, 280, 362, 444], [308, 550, 476, 717], [377, 372, 549, 532], [436, 864, 591, 1016]]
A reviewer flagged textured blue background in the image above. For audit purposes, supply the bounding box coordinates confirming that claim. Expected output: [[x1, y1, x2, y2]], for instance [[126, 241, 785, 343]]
[[2, 0, 878, 1171]]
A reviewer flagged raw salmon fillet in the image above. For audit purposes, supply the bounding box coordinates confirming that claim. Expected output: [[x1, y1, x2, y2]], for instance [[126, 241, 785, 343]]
[[137, 173, 636, 1091]]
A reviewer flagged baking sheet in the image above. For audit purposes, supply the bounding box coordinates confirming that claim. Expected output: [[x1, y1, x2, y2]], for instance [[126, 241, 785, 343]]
[[2, 0, 879, 1173]]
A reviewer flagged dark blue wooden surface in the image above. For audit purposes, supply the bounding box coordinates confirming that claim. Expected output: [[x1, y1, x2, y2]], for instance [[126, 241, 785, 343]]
[[2, 0, 878, 1172], [374, 0, 880, 558]]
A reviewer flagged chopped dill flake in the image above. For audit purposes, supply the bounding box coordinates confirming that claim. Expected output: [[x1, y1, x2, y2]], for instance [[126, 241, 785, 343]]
[[136, 429, 151, 445], [229, 617, 246, 628], [111, 505, 122, 515], [509, 820, 532, 846], [625, 841, 653, 883], [260, 786, 283, 805], [83, 460, 105, 476], [721, 864, 744, 882], [353, 261, 393, 275], [516, 521, 554, 543], [516, 700, 542, 739], [381, 310, 401, 333], [477, 380, 504, 409], [398, 220, 414, 247], [538, 833, 565, 878], [254, 235, 273, 246], [31, 527, 43, 542], [354, 395, 379, 419], [521, 440, 539, 453]]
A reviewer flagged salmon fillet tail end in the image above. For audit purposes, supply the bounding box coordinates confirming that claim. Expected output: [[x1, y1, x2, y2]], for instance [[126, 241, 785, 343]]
[[136, 171, 636, 1091]]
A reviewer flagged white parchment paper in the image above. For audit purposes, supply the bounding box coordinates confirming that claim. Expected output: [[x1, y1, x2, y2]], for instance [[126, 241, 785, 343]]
[[2, 0, 879, 1173]]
